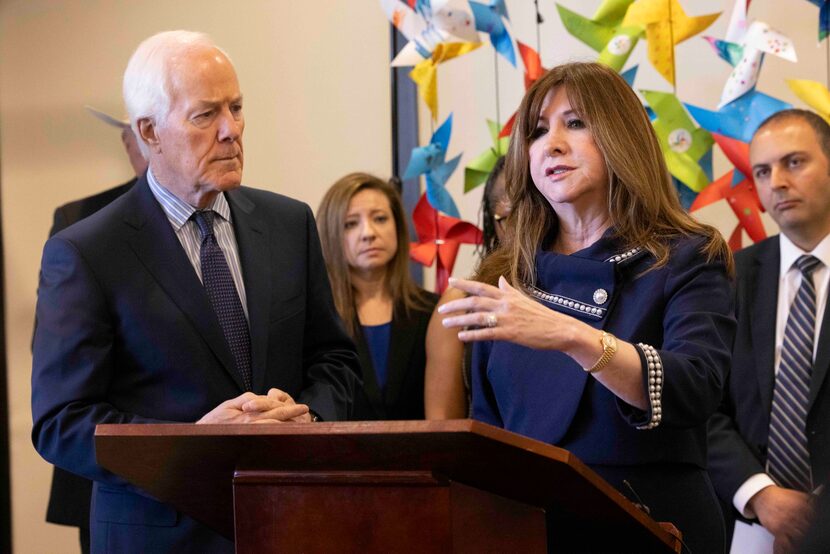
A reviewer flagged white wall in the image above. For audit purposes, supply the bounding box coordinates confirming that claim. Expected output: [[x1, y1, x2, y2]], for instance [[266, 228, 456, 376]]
[[0, 0, 825, 552], [0, 2, 390, 552]]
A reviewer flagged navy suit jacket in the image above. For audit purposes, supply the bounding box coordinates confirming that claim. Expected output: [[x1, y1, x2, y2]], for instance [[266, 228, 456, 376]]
[[708, 235, 830, 529], [31, 176, 360, 553], [44, 178, 135, 533]]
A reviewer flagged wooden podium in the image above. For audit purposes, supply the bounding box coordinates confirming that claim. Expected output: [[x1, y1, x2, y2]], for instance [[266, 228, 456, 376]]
[[95, 420, 681, 553]]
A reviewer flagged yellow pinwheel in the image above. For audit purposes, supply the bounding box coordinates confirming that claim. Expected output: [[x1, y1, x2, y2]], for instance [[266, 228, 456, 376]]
[[410, 42, 481, 122], [787, 79, 830, 124], [622, 0, 720, 86]]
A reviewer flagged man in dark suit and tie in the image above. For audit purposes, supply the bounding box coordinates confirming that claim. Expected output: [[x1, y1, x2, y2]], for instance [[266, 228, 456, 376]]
[[31, 30, 360, 553], [708, 109, 830, 553], [43, 117, 147, 554]]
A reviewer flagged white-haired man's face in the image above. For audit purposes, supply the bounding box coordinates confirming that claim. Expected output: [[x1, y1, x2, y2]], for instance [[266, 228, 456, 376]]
[[140, 48, 244, 208]]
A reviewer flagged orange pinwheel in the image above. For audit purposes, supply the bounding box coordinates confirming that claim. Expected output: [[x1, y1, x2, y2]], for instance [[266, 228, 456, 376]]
[[691, 133, 766, 250], [499, 41, 547, 138]]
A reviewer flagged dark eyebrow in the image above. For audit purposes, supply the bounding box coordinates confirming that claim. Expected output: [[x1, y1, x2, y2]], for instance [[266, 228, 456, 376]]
[[752, 150, 810, 172], [534, 109, 578, 122], [782, 151, 808, 162]]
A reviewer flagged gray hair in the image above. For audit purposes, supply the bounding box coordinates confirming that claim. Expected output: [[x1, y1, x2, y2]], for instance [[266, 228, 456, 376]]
[[122, 30, 230, 155]]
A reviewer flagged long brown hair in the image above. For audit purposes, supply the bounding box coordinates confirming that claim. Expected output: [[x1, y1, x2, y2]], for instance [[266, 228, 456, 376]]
[[317, 172, 433, 337], [477, 62, 732, 286]]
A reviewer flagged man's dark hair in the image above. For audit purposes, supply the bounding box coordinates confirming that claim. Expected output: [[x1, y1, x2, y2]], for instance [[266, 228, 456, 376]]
[[754, 108, 830, 164]]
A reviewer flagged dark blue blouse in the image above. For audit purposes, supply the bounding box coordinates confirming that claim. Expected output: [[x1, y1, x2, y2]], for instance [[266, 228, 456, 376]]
[[362, 322, 391, 391]]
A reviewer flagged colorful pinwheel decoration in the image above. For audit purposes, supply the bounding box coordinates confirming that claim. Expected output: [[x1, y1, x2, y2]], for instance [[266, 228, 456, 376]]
[[464, 119, 510, 192], [498, 41, 546, 139], [703, 0, 750, 66], [691, 133, 767, 250], [381, 0, 481, 120], [469, 0, 516, 66], [718, 23, 797, 108], [404, 114, 463, 218], [410, 193, 482, 293], [621, 0, 721, 86], [807, 0, 830, 41], [685, 90, 791, 143], [642, 90, 714, 203], [788, 79, 830, 123], [409, 42, 481, 121], [700, 0, 796, 108], [557, 0, 641, 72], [380, 0, 479, 66]]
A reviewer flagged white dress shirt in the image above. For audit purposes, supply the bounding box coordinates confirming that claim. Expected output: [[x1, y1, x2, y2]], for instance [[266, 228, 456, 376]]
[[733, 232, 830, 518], [146, 167, 249, 320]]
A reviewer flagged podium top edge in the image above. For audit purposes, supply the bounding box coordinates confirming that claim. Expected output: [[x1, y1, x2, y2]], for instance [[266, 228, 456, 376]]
[[96, 419, 499, 438]]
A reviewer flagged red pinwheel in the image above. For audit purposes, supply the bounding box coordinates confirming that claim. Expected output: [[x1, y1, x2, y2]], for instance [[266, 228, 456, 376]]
[[499, 41, 547, 138], [691, 133, 766, 250], [410, 193, 482, 293]]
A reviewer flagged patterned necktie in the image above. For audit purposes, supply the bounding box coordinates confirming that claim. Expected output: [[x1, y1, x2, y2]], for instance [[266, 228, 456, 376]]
[[767, 254, 822, 491], [192, 210, 252, 391]]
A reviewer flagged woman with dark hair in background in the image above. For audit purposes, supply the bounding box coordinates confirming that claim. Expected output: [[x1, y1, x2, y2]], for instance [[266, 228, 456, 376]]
[[424, 156, 511, 419], [439, 62, 735, 552], [318, 173, 438, 420]]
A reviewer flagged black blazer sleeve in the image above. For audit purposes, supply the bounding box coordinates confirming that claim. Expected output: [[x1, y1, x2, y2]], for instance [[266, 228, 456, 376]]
[[293, 204, 361, 421]]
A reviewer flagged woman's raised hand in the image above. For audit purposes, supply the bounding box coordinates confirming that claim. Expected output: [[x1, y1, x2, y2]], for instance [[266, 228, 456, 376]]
[[439, 276, 583, 352]]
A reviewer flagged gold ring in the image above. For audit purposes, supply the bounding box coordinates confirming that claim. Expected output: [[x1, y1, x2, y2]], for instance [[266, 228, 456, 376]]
[[486, 313, 498, 328]]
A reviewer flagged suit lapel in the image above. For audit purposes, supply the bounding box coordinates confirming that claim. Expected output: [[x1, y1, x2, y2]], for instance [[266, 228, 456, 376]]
[[124, 178, 245, 391], [748, 237, 780, 414], [226, 189, 271, 393], [809, 281, 830, 412]]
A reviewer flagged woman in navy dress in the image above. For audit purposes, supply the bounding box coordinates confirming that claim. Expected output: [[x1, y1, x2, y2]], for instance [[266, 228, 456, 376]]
[[439, 62, 735, 553], [318, 173, 437, 420]]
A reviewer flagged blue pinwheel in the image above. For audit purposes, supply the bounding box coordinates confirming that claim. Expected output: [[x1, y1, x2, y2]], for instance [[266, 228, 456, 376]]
[[469, 0, 516, 66], [685, 90, 791, 144], [808, 1, 830, 41], [403, 114, 462, 218]]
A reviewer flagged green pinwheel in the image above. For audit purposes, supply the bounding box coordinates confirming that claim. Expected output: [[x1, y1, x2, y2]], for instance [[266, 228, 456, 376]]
[[556, 0, 642, 72], [464, 119, 510, 192], [642, 90, 713, 193]]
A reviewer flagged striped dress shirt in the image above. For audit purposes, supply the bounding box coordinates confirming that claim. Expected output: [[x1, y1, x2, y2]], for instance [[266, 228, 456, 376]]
[[146, 168, 249, 320]]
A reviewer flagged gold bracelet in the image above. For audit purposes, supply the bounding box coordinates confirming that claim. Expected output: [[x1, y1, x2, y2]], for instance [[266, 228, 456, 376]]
[[584, 331, 618, 374]]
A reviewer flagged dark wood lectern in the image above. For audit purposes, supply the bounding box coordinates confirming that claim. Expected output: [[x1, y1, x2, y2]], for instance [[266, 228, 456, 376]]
[[95, 420, 681, 553]]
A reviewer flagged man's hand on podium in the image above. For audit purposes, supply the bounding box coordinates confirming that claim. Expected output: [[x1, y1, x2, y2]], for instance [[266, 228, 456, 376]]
[[196, 389, 311, 424]]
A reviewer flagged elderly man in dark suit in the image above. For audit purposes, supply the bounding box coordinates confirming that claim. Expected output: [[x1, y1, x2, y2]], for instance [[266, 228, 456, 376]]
[[708, 109, 830, 553], [43, 118, 147, 554], [31, 30, 360, 554]]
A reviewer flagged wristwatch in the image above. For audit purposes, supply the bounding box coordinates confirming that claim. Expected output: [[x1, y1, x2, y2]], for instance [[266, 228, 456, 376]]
[[584, 331, 618, 374]]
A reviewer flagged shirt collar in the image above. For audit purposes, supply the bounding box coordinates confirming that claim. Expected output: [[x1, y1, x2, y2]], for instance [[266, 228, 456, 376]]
[[779, 231, 830, 277], [147, 166, 232, 230]]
